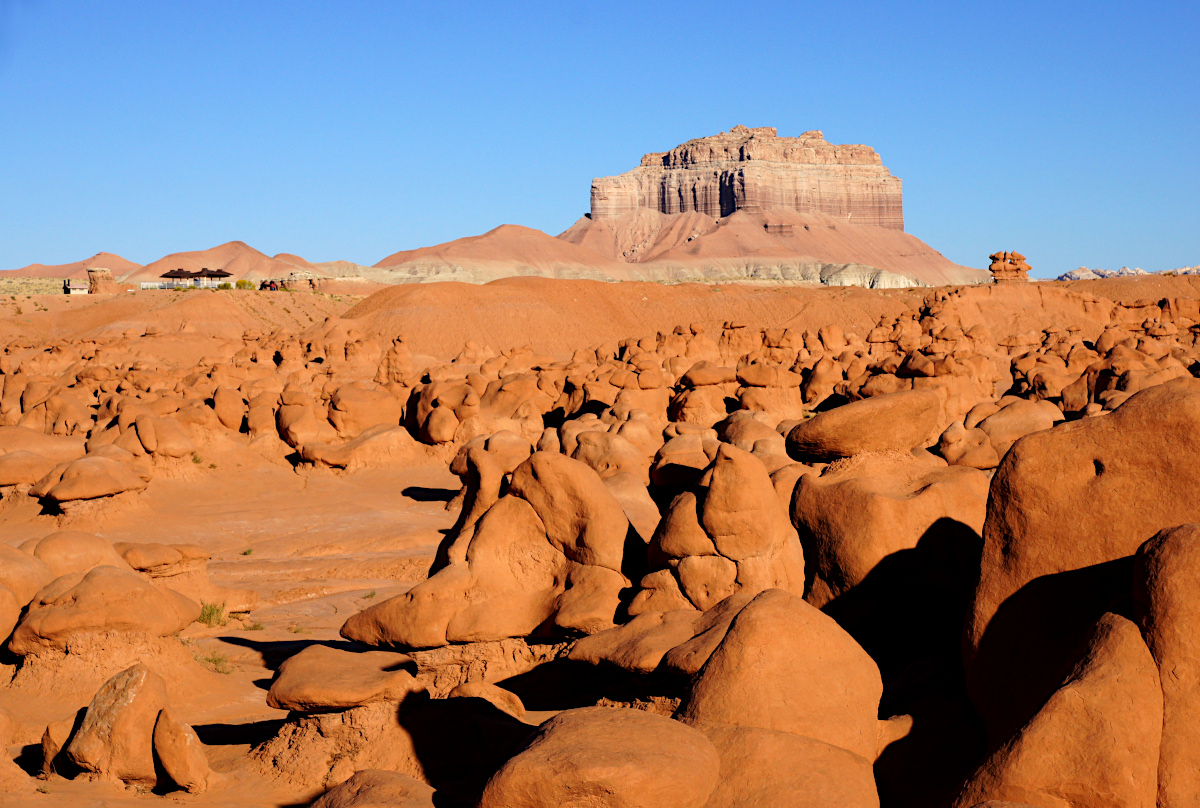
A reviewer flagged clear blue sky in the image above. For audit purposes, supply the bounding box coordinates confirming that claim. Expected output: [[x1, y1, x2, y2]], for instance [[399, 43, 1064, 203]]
[[1, 1, 1197, 278]]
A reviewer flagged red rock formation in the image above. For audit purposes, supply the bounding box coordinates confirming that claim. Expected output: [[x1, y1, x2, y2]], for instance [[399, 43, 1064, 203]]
[[989, 251, 1032, 283], [85, 267, 126, 294], [590, 125, 905, 229]]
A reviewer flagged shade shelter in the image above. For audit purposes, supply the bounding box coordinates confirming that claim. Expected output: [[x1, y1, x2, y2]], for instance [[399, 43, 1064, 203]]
[[158, 268, 234, 288]]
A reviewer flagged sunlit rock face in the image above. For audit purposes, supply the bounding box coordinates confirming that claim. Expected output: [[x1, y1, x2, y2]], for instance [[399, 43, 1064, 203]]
[[590, 125, 905, 230]]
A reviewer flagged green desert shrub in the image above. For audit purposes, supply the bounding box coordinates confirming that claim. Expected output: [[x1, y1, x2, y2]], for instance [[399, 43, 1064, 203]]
[[193, 650, 233, 674], [199, 602, 227, 628]]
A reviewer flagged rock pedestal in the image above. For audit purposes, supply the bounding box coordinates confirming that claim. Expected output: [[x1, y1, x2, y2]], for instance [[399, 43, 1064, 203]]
[[989, 252, 1032, 284], [86, 267, 122, 294]]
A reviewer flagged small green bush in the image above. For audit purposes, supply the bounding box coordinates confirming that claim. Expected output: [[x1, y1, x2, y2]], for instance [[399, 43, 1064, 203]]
[[217, 282, 233, 290], [193, 650, 233, 674], [362, 589, 377, 599], [199, 602, 227, 628], [235, 279, 255, 290], [240, 622, 265, 631]]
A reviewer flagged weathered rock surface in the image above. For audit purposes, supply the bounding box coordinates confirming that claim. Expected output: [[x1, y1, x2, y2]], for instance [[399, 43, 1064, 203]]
[[311, 769, 436, 808], [66, 663, 169, 787], [965, 380, 1200, 743], [1134, 524, 1200, 808], [791, 451, 988, 607], [787, 389, 946, 460], [267, 645, 424, 712], [677, 588, 882, 761], [955, 614, 1161, 808], [478, 707, 721, 808], [9, 565, 200, 655], [702, 724, 880, 808], [153, 706, 213, 793], [590, 126, 904, 229]]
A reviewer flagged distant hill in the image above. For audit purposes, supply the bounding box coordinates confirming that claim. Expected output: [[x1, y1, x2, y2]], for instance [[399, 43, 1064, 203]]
[[122, 241, 311, 283], [0, 252, 142, 280]]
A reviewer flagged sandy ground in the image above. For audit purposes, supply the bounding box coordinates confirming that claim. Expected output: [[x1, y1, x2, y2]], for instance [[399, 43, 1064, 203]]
[[0, 439, 458, 807]]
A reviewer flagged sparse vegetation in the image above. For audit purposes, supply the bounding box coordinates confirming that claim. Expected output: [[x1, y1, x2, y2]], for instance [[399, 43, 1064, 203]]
[[0, 277, 62, 295], [288, 625, 311, 634], [235, 279, 255, 290], [217, 282, 233, 289], [199, 602, 228, 628], [241, 547, 254, 555], [193, 650, 233, 674], [208, 462, 217, 469], [191, 453, 204, 464], [241, 621, 265, 631], [362, 589, 377, 599]]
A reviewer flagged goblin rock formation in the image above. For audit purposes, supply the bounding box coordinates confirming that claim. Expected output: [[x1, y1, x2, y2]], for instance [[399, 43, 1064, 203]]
[[989, 251, 1032, 284], [3, 275, 1200, 807], [590, 125, 905, 229]]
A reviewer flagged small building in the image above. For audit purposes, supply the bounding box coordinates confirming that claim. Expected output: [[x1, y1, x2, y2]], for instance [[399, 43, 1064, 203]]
[[63, 279, 89, 295]]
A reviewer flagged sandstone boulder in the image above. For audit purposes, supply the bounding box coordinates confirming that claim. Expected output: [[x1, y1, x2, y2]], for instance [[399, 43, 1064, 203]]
[[328, 385, 404, 438], [791, 451, 988, 607], [66, 663, 168, 787], [0, 449, 58, 486], [0, 425, 87, 463], [641, 444, 805, 613], [267, 645, 424, 712], [701, 724, 879, 808], [676, 588, 882, 761], [300, 424, 424, 470], [20, 530, 131, 578], [153, 707, 212, 793], [478, 707, 721, 808], [311, 769, 436, 808], [0, 543, 54, 605], [343, 454, 633, 649], [965, 379, 1200, 742], [1133, 524, 1200, 808], [30, 455, 149, 502], [955, 614, 1161, 808], [9, 566, 201, 655], [786, 389, 942, 462]]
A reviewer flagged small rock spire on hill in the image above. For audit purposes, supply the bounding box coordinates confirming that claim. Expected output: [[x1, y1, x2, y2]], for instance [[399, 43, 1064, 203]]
[[989, 251, 1032, 284]]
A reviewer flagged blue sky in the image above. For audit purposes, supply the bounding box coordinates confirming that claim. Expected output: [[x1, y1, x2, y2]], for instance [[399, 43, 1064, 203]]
[[1, 1, 1197, 277]]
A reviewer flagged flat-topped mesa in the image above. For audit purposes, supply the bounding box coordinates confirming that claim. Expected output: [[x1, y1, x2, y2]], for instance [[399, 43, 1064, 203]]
[[591, 125, 904, 229]]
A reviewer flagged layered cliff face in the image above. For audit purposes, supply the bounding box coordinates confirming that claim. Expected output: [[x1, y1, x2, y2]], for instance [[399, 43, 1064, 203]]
[[590, 125, 905, 230]]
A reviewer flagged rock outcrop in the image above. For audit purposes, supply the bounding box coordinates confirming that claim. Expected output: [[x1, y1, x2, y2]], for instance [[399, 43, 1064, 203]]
[[989, 252, 1032, 284], [86, 267, 124, 294], [590, 126, 905, 229]]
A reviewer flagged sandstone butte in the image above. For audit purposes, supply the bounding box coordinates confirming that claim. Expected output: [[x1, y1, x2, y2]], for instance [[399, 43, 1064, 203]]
[[589, 125, 903, 226], [3, 126, 990, 290], [0, 270, 1197, 807]]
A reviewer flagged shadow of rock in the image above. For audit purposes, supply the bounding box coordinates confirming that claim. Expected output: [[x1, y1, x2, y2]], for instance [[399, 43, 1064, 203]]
[[398, 696, 535, 808], [402, 486, 458, 503], [967, 555, 1136, 747], [498, 657, 686, 712], [821, 518, 986, 808]]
